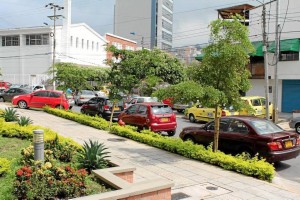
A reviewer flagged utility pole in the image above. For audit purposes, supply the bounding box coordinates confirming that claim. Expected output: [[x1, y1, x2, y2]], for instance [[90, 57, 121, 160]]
[[273, 0, 280, 123], [262, 2, 270, 120], [46, 3, 64, 90]]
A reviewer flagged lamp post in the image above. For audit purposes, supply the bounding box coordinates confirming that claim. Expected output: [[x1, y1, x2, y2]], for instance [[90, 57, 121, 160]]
[[46, 3, 64, 90], [130, 32, 144, 49]]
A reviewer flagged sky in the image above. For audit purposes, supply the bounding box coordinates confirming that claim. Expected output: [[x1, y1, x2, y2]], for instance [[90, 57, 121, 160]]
[[0, 0, 261, 48]]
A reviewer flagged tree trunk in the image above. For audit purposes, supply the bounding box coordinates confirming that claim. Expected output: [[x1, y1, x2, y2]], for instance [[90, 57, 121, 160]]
[[213, 106, 220, 152], [109, 101, 116, 128]]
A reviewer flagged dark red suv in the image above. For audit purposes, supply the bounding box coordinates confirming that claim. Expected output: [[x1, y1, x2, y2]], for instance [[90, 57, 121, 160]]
[[118, 102, 177, 136]]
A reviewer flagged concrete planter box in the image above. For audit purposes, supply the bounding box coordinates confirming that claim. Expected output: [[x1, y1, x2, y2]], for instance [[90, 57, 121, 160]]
[[73, 159, 174, 200]]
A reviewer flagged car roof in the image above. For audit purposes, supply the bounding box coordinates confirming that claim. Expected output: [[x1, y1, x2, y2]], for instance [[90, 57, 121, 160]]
[[221, 115, 266, 121], [241, 96, 265, 100], [136, 102, 167, 106]]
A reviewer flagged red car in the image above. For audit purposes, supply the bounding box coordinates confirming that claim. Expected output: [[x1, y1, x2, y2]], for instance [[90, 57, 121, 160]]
[[179, 116, 300, 163], [12, 90, 69, 110], [118, 102, 177, 136]]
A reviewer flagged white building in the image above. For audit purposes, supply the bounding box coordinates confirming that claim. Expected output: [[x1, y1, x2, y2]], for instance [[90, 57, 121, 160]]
[[114, 0, 173, 50], [0, 0, 108, 86], [248, 0, 300, 112]]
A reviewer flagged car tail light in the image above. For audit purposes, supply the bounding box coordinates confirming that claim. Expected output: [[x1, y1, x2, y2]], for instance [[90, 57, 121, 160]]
[[103, 105, 110, 110], [221, 111, 226, 116], [267, 141, 283, 151]]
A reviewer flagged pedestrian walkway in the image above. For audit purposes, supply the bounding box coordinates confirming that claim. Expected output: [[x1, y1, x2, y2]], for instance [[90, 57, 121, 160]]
[[1, 103, 300, 200]]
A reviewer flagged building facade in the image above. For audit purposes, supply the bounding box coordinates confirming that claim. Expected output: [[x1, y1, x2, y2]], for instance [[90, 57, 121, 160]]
[[114, 0, 173, 50], [105, 33, 137, 62], [248, 0, 300, 112], [0, 23, 108, 86]]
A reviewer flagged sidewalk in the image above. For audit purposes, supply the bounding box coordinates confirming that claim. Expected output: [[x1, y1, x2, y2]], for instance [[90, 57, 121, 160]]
[[1, 104, 300, 200]]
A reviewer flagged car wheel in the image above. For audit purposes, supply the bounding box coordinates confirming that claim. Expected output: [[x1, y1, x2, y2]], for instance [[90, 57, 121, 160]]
[[189, 114, 195, 123], [295, 123, 300, 134], [167, 131, 175, 136], [18, 100, 27, 109], [98, 113, 103, 118], [0, 97, 4, 102], [183, 135, 195, 143]]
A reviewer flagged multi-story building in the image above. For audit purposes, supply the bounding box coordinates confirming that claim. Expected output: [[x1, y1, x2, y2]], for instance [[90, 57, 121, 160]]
[[114, 0, 173, 50], [105, 33, 137, 62]]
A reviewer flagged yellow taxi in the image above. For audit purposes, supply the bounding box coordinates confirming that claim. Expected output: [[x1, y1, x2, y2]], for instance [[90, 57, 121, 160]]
[[240, 96, 273, 119], [185, 104, 239, 123]]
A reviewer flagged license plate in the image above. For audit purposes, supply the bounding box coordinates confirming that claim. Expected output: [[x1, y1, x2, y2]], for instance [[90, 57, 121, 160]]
[[285, 140, 293, 148], [114, 107, 119, 111], [160, 118, 169, 122]]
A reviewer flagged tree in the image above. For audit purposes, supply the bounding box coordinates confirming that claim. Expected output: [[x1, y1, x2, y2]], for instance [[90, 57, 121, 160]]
[[198, 15, 254, 152], [54, 62, 109, 91]]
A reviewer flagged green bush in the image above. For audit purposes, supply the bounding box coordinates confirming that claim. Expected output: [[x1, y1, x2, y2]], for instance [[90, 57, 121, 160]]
[[17, 116, 33, 126], [77, 140, 110, 173], [0, 157, 10, 176], [0, 108, 19, 122]]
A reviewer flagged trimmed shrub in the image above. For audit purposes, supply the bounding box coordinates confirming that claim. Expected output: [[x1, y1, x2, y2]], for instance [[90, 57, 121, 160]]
[[0, 108, 19, 122], [17, 116, 33, 126], [0, 157, 10, 176]]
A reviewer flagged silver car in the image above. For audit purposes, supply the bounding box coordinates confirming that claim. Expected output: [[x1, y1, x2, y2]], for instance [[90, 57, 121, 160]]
[[74, 90, 96, 106], [289, 117, 300, 134]]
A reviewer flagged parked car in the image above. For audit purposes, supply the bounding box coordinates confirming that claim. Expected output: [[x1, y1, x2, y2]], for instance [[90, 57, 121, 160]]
[[162, 97, 191, 113], [179, 116, 300, 163], [74, 90, 96, 105], [289, 117, 300, 134], [0, 81, 12, 90], [125, 96, 158, 108], [185, 104, 239, 122], [118, 102, 177, 136], [240, 96, 273, 119], [80, 96, 123, 120], [0, 87, 31, 102], [66, 94, 75, 109], [12, 90, 69, 110]]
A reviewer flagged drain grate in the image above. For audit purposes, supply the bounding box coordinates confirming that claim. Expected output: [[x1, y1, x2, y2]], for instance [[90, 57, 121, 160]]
[[171, 192, 191, 200], [206, 186, 218, 190], [107, 138, 126, 142]]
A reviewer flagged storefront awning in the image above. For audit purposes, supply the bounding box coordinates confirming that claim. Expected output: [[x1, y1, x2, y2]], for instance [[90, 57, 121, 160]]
[[250, 41, 264, 57], [268, 38, 300, 53]]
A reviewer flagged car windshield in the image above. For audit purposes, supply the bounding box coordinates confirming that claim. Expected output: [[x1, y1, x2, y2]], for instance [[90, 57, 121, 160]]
[[82, 90, 94, 95], [250, 120, 283, 135], [151, 105, 172, 114]]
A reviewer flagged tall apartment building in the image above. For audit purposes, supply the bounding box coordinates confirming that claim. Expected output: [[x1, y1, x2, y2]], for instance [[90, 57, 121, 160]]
[[114, 0, 173, 50]]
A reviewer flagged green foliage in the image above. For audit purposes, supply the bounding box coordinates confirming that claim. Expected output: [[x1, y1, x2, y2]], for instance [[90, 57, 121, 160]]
[[77, 140, 110, 173], [54, 62, 109, 91], [107, 46, 186, 95], [0, 107, 19, 122], [17, 116, 33, 126], [0, 158, 10, 176]]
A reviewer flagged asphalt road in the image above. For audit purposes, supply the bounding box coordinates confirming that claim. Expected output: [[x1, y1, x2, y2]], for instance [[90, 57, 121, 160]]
[[72, 105, 300, 183]]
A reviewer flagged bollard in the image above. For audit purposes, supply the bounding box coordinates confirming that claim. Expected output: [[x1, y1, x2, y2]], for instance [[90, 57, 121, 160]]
[[33, 129, 44, 163]]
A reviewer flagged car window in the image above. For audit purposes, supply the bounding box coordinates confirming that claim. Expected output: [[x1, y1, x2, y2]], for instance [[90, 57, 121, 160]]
[[127, 105, 138, 114], [34, 91, 48, 97], [82, 90, 94, 95], [49, 92, 61, 98], [250, 120, 282, 134], [151, 105, 172, 114], [206, 120, 229, 132], [137, 105, 147, 115], [7, 89, 16, 93], [143, 97, 158, 102], [260, 98, 266, 106], [89, 97, 98, 104], [136, 98, 144, 103], [228, 120, 249, 134], [98, 98, 106, 105], [251, 99, 261, 106]]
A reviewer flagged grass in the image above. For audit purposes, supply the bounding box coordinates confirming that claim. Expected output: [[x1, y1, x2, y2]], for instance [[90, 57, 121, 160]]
[[0, 136, 31, 199]]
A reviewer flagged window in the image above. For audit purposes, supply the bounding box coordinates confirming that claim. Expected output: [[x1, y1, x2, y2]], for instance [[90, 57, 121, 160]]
[[127, 105, 138, 114], [228, 120, 249, 134], [151, 105, 172, 114], [82, 39, 84, 48], [280, 51, 299, 61], [162, 8, 173, 22], [92, 41, 94, 50], [34, 91, 48, 97], [162, 20, 173, 32], [161, 42, 172, 50], [70, 36, 73, 47], [125, 45, 134, 51], [76, 37, 79, 48], [96, 42, 99, 51], [163, 0, 173, 11], [26, 34, 49, 45], [2, 35, 20, 46], [87, 40, 89, 49], [49, 92, 61, 98], [137, 106, 147, 114], [162, 31, 172, 43], [112, 42, 122, 50]]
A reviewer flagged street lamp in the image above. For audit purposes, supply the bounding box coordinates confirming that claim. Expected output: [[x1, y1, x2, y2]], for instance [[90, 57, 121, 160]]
[[130, 32, 144, 49], [46, 3, 64, 90]]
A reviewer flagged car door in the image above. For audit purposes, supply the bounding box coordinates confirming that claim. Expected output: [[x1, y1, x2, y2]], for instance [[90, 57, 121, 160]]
[[29, 91, 49, 108], [220, 119, 254, 153], [121, 104, 138, 126], [3, 88, 16, 101], [135, 105, 148, 128], [48, 91, 63, 108], [86, 97, 99, 115]]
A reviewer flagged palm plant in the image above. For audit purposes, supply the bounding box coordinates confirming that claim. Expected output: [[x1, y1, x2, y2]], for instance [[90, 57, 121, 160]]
[[77, 139, 110, 173], [0, 107, 19, 122], [17, 116, 33, 126]]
